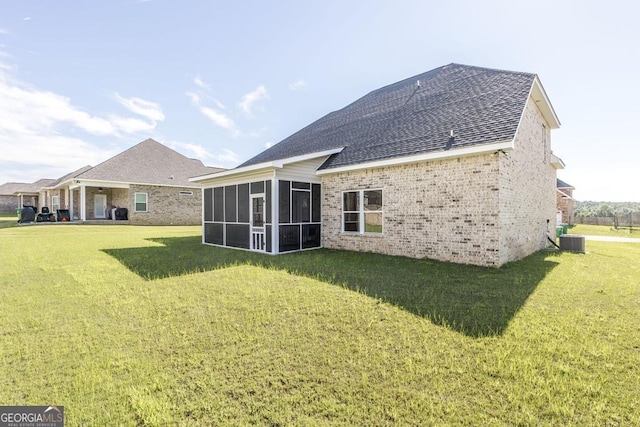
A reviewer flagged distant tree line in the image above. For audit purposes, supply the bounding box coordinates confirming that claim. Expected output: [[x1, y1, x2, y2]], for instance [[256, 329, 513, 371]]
[[575, 201, 640, 217]]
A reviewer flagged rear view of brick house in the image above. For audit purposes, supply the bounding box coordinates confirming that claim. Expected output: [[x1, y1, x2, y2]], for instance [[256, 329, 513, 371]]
[[193, 63, 564, 267]]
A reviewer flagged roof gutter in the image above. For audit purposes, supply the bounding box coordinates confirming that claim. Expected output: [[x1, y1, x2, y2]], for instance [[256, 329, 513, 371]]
[[190, 147, 344, 182], [316, 140, 514, 176]]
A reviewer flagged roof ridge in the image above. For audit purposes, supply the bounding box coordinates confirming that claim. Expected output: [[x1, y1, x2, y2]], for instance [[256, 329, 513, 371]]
[[75, 138, 163, 179], [239, 63, 546, 170]]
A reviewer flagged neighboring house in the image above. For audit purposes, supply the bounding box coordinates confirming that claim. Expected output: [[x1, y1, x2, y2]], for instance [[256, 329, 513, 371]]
[[191, 63, 564, 267], [556, 178, 576, 225], [0, 182, 29, 214], [48, 138, 224, 225], [0, 179, 56, 214]]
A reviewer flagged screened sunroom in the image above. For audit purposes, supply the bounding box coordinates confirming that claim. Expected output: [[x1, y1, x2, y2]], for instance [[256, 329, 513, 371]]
[[191, 150, 339, 254]]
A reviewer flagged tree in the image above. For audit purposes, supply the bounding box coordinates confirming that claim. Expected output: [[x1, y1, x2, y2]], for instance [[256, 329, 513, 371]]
[[597, 204, 614, 217]]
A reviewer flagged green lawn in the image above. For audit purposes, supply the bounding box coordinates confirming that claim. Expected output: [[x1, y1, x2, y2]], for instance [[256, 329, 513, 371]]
[[570, 223, 640, 238], [0, 212, 18, 229], [1, 225, 638, 425]]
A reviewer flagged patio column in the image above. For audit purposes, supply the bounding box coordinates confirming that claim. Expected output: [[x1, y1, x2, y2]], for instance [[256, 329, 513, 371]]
[[69, 189, 74, 220], [80, 185, 86, 221]]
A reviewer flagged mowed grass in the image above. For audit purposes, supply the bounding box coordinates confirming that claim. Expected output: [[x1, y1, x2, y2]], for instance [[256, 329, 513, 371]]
[[571, 223, 640, 238], [0, 225, 638, 425], [0, 212, 19, 229]]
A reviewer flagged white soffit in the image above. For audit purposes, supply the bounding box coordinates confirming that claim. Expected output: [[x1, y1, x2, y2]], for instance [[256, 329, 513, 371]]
[[190, 147, 344, 183], [531, 76, 561, 129], [551, 153, 565, 169]]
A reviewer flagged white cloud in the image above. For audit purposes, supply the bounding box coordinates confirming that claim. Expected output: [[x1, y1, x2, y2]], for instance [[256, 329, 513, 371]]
[[165, 140, 240, 167], [0, 28, 8, 35], [215, 149, 240, 164], [214, 99, 226, 110], [23, 17, 31, 21], [200, 106, 237, 132], [113, 93, 164, 122], [0, 79, 116, 135], [0, 63, 165, 182], [265, 141, 274, 148], [238, 85, 268, 117], [186, 91, 200, 104], [0, 131, 117, 184], [289, 79, 308, 90], [108, 116, 157, 134], [178, 142, 213, 160], [186, 91, 238, 135], [193, 76, 209, 90], [166, 140, 213, 160]]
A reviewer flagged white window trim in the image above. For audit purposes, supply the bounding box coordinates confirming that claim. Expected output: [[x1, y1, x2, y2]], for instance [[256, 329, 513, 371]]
[[134, 192, 148, 212], [341, 189, 383, 234]]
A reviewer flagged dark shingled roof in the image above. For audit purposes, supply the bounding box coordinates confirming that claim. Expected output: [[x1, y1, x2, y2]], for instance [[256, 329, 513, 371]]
[[239, 63, 537, 170], [75, 139, 224, 186], [557, 178, 574, 189]]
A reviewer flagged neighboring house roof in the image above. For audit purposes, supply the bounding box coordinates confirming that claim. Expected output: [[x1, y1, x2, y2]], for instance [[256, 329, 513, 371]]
[[556, 178, 574, 189], [0, 182, 30, 196], [239, 63, 560, 171], [47, 165, 94, 188], [5, 179, 57, 195], [70, 139, 224, 187]]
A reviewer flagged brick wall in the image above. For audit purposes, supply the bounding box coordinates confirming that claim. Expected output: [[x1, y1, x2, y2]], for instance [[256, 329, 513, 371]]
[[321, 97, 556, 267], [111, 188, 129, 210], [556, 188, 575, 224], [128, 184, 202, 225], [321, 155, 502, 266], [0, 195, 18, 214], [497, 98, 557, 265]]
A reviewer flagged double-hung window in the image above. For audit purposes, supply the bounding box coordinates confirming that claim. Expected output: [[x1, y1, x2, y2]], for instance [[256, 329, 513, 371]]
[[134, 193, 148, 212], [51, 195, 60, 212], [342, 189, 383, 233]]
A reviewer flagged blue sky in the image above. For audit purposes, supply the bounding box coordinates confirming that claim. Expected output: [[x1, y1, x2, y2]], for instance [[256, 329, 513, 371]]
[[1, 0, 638, 201]]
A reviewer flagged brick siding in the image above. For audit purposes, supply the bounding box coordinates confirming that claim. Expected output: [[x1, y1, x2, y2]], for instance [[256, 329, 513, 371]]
[[497, 98, 557, 265], [127, 185, 202, 225], [321, 97, 557, 267]]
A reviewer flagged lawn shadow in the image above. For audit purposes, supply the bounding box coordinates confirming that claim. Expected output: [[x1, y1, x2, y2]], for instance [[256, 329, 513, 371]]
[[103, 236, 559, 338]]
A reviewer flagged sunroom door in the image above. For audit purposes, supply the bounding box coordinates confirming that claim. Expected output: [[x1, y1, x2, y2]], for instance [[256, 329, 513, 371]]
[[250, 194, 265, 252]]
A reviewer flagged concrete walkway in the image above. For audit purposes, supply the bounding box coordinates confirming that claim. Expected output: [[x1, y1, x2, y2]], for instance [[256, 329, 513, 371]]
[[582, 235, 640, 243]]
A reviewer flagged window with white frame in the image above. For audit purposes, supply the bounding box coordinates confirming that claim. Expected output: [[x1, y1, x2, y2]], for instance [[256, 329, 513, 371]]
[[342, 189, 383, 233], [134, 193, 148, 212], [51, 195, 60, 212]]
